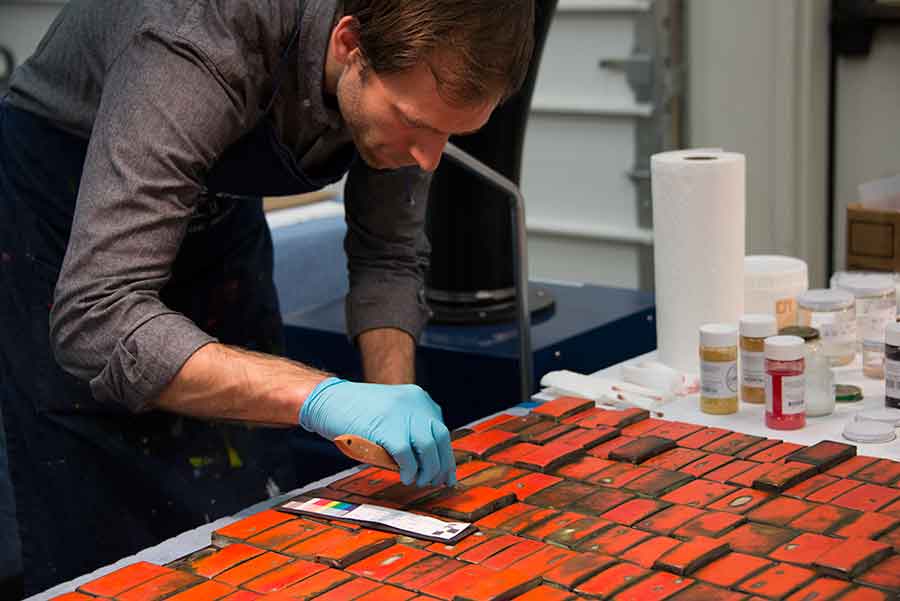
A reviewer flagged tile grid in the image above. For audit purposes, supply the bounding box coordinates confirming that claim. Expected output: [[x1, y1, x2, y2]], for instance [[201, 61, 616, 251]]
[[57, 397, 900, 601]]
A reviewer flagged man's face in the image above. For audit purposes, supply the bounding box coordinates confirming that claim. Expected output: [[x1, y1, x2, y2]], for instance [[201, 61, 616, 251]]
[[336, 51, 497, 172]]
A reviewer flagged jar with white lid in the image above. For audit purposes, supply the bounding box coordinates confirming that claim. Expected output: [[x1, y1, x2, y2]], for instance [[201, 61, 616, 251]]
[[831, 272, 897, 378], [740, 314, 778, 404], [797, 289, 856, 366]]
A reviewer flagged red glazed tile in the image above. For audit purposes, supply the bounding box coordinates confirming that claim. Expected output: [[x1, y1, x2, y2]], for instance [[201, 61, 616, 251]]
[[735, 439, 785, 460], [624, 469, 695, 497], [613, 571, 694, 601], [519, 421, 576, 444], [677, 427, 732, 450], [387, 555, 464, 592], [855, 554, 900, 592], [510, 585, 577, 601], [720, 523, 798, 556], [215, 552, 292, 587], [662, 479, 737, 507], [281, 528, 359, 561], [836, 587, 895, 601], [457, 534, 523, 564], [427, 530, 494, 558], [805, 479, 865, 503], [471, 413, 518, 432], [831, 484, 900, 512], [451, 568, 541, 601], [878, 524, 900, 552], [312, 578, 381, 601], [155, 581, 235, 601], [609, 436, 678, 464], [680, 453, 736, 478], [635, 504, 706, 536], [219, 592, 262, 601], [706, 488, 772, 514], [783, 577, 852, 601], [543, 552, 617, 589], [245, 520, 330, 551], [703, 433, 766, 456], [735, 563, 816, 599], [587, 435, 638, 460], [117, 572, 203, 601], [177, 545, 265, 578], [813, 537, 893, 579], [642, 420, 705, 441], [785, 441, 856, 472], [575, 563, 651, 598], [748, 443, 805, 464], [768, 532, 841, 567], [753, 463, 819, 494], [452, 430, 520, 458], [543, 516, 613, 549], [354, 585, 417, 601], [78, 563, 174, 597], [554, 456, 615, 481], [877, 497, 900, 519], [532, 396, 596, 420], [376, 483, 443, 508], [335, 468, 402, 496], [419, 564, 494, 601], [577, 525, 654, 555], [666, 582, 751, 601], [498, 507, 560, 536], [553, 426, 620, 449], [526, 480, 597, 509], [481, 539, 544, 570], [523, 511, 600, 543], [832, 512, 899, 539], [488, 443, 542, 466], [621, 417, 668, 437], [602, 498, 670, 526], [788, 504, 860, 534], [694, 552, 773, 588], [746, 497, 815, 527], [704, 460, 759, 484], [783, 473, 840, 499], [727, 463, 778, 489], [347, 544, 430, 582], [242, 559, 327, 594], [493, 414, 546, 433], [852, 459, 900, 486], [642, 448, 708, 471], [566, 406, 648, 428], [212, 510, 295, 543], [274, 568, 353, 598], [587, 463, 652, 488], [674, 511, 745, 539], [51, 595, 97, 601], [622, 536, 681, 568], [507, 544, 576, 576], [824, 455, 879, 478], [655, 536, 730, 575], [424, 486, 517, 521], [315, 530, 396, 568], [455, 461, 494, 482], [458, 464, 526, 488], [569, 487, 635, 515], [475, 503, 540, 530], [496, 472, 563, 501], [515, 441, 583, 473]]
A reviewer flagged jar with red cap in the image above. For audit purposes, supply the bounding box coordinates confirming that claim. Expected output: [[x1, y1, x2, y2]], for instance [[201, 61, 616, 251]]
[[764, 335, 806, 430]]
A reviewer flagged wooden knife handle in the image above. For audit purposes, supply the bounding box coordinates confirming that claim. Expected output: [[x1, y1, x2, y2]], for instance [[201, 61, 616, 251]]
[[334, 435, 399, 471]]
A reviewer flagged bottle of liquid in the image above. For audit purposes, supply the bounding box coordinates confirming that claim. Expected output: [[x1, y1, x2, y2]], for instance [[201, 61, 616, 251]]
[[700, 324, 738, 415], [780, 326, 834, 417], [765, 335, 806, 430]]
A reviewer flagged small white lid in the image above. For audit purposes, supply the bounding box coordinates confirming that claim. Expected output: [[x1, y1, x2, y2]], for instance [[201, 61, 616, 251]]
[[764, 336, 805, 361], [831, 271, 896, 298], [858, 408, 900, 427], [887, 322, 900, 348], [699, 323, 737, 348], [797, 288, 855, 312], [843, 416, 897, 444], [740, 314, 778, 339], [744, 255, 809, 290]]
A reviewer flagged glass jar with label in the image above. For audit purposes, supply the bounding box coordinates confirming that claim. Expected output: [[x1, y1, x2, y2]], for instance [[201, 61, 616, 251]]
[[765, 335, 806, 430], [885, 322, 900, 410], [780, 326, 834, 417], [831, 272, 896, 378], [699, 324, 738, 415], [796, 289, 856, 366], [740, 314, 777, 404]]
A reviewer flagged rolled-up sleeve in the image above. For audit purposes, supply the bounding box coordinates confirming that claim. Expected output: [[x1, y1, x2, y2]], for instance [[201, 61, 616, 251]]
[[343, 163, 432, 342], [49, 30, 252, 412]]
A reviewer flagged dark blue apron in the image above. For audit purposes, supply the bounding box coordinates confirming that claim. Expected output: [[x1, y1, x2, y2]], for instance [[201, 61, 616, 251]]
[[0, 18, 356, 593]]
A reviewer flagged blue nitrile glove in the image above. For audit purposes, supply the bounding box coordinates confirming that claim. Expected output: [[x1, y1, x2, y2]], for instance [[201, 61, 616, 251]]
[[300, 377, 457, 487]]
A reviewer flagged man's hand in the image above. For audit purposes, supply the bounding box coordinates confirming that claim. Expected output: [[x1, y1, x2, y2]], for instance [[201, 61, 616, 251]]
[[358, 328, 415, 384], [299, 378, 456, 487]]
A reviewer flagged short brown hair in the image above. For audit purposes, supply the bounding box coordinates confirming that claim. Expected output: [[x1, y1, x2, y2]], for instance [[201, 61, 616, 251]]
[[340, 0, 535, 106]]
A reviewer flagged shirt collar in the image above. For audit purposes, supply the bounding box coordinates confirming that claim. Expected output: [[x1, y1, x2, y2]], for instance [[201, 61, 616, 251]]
[[297, 0, 344, 130]]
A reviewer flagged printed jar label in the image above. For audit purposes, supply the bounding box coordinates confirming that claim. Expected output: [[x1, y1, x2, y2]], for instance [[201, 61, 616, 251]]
[[701, 360, 738, 399], [765, 373, 805, 416], [810, 312, 856, 347], [886, 358, 900, 401], [740, 350, 765, 388]]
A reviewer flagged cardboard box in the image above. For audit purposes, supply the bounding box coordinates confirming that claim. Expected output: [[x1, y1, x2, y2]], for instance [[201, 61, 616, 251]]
[[846, 202, 900, 272]]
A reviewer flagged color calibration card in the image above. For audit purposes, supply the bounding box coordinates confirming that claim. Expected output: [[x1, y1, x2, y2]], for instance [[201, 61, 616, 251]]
[[280, 497, 474, 543]]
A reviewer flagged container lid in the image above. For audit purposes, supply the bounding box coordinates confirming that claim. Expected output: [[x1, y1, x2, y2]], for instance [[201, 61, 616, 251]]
[[887, 322, 900, 348], [858, 408, 900, 427], [779, 325, 820, 342], [699, 323, 737, 347], [764, 335, 805, 361], [831, 271, 896, 298], [843, 416, 897, 444], [797, 288, 855, 312], [835, 384, 864, 403], [740, 314, 778, 338], [744, 255, 809, 290]]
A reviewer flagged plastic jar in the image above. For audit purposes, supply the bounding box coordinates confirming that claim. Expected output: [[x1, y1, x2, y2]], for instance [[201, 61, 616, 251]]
[[744, 256, 809, 329], [831, 272, 896, 378], [765, 335, 806, 430], [885, 322, 900, 410], [797, 289, 856, 366], [699, 324, 738, 415], [740, 314, 777, 404], [781, 326, 834, 417]]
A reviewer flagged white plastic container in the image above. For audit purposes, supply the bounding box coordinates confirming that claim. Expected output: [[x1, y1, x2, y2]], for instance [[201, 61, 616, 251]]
[[831, 271, 897, 378], [744, 256, 809, 330], [797, 289, 857, 366]]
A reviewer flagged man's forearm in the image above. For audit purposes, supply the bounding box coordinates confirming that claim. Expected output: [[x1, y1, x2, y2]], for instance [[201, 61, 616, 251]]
[[153, 343, 329, 425], [358, 328, 416, 384]]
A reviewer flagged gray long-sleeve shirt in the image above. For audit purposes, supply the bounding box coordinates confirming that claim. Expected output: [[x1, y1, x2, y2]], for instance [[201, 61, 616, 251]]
[[5, 0, 432, 412]]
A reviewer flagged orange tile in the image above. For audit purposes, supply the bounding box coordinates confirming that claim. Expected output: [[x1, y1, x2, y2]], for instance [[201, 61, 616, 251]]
[[241, 559, 326, 594], [312, 578, 380, 601], [481, 539, 544, 570], [213, 510, 295, 542], [506, 544, 575, 576], [452, 430, 520, 458], [346, 544, 430, 582], [705, 488, 772, 514], [575, 563, 651, 598], [509, 585, 577, 601], [386, 555, 464, 592], [855, 554, 900, 592], [768, 532, 842, 566], [315, 530, 396, 568], [577, 525, 653, 555], [449, 567, 540, 601], [824, 455, 879, 478], [496, 472, 563, 501], [117, 571, 202, 601], [78, 562, 173, 597], [531, 396, 595, 421], [621, 536, 681, 568], [655, 536, 730, 575], [693, 552, 772, 588], [164, 581, 234, 601], [676, 427, 732, 450], [812, 537, 893, 579], [735, 563, 816, 598], [354, 585, 417, 601], [831, 483, 900, 512], [673, 511, 745, 539], [419, 563, 495, 601], [542, 552, 616, 589], [427, 530, 495, 558], [184, 544, 265, 578], [832, 512, 899, 539], [661, 479, 737, 508], [745, 496, 815, 527], [634, 504, 706, 536], [783, 577, 852, 601], [276, 568, 353, 598], [458, 533, 523, 564], [554, 456, 615, 481], [720, 522, 797, 556], [424, 486, 516, 521], [613, 571, 694, 601], [214, 552, 292, 587]]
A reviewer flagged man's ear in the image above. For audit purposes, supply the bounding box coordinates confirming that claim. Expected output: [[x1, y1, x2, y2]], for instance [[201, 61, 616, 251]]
[[330, 15, 362, 66]]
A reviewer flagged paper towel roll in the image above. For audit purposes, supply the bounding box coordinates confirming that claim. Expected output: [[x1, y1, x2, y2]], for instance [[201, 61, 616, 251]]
[[651, 149, 746, 374]]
